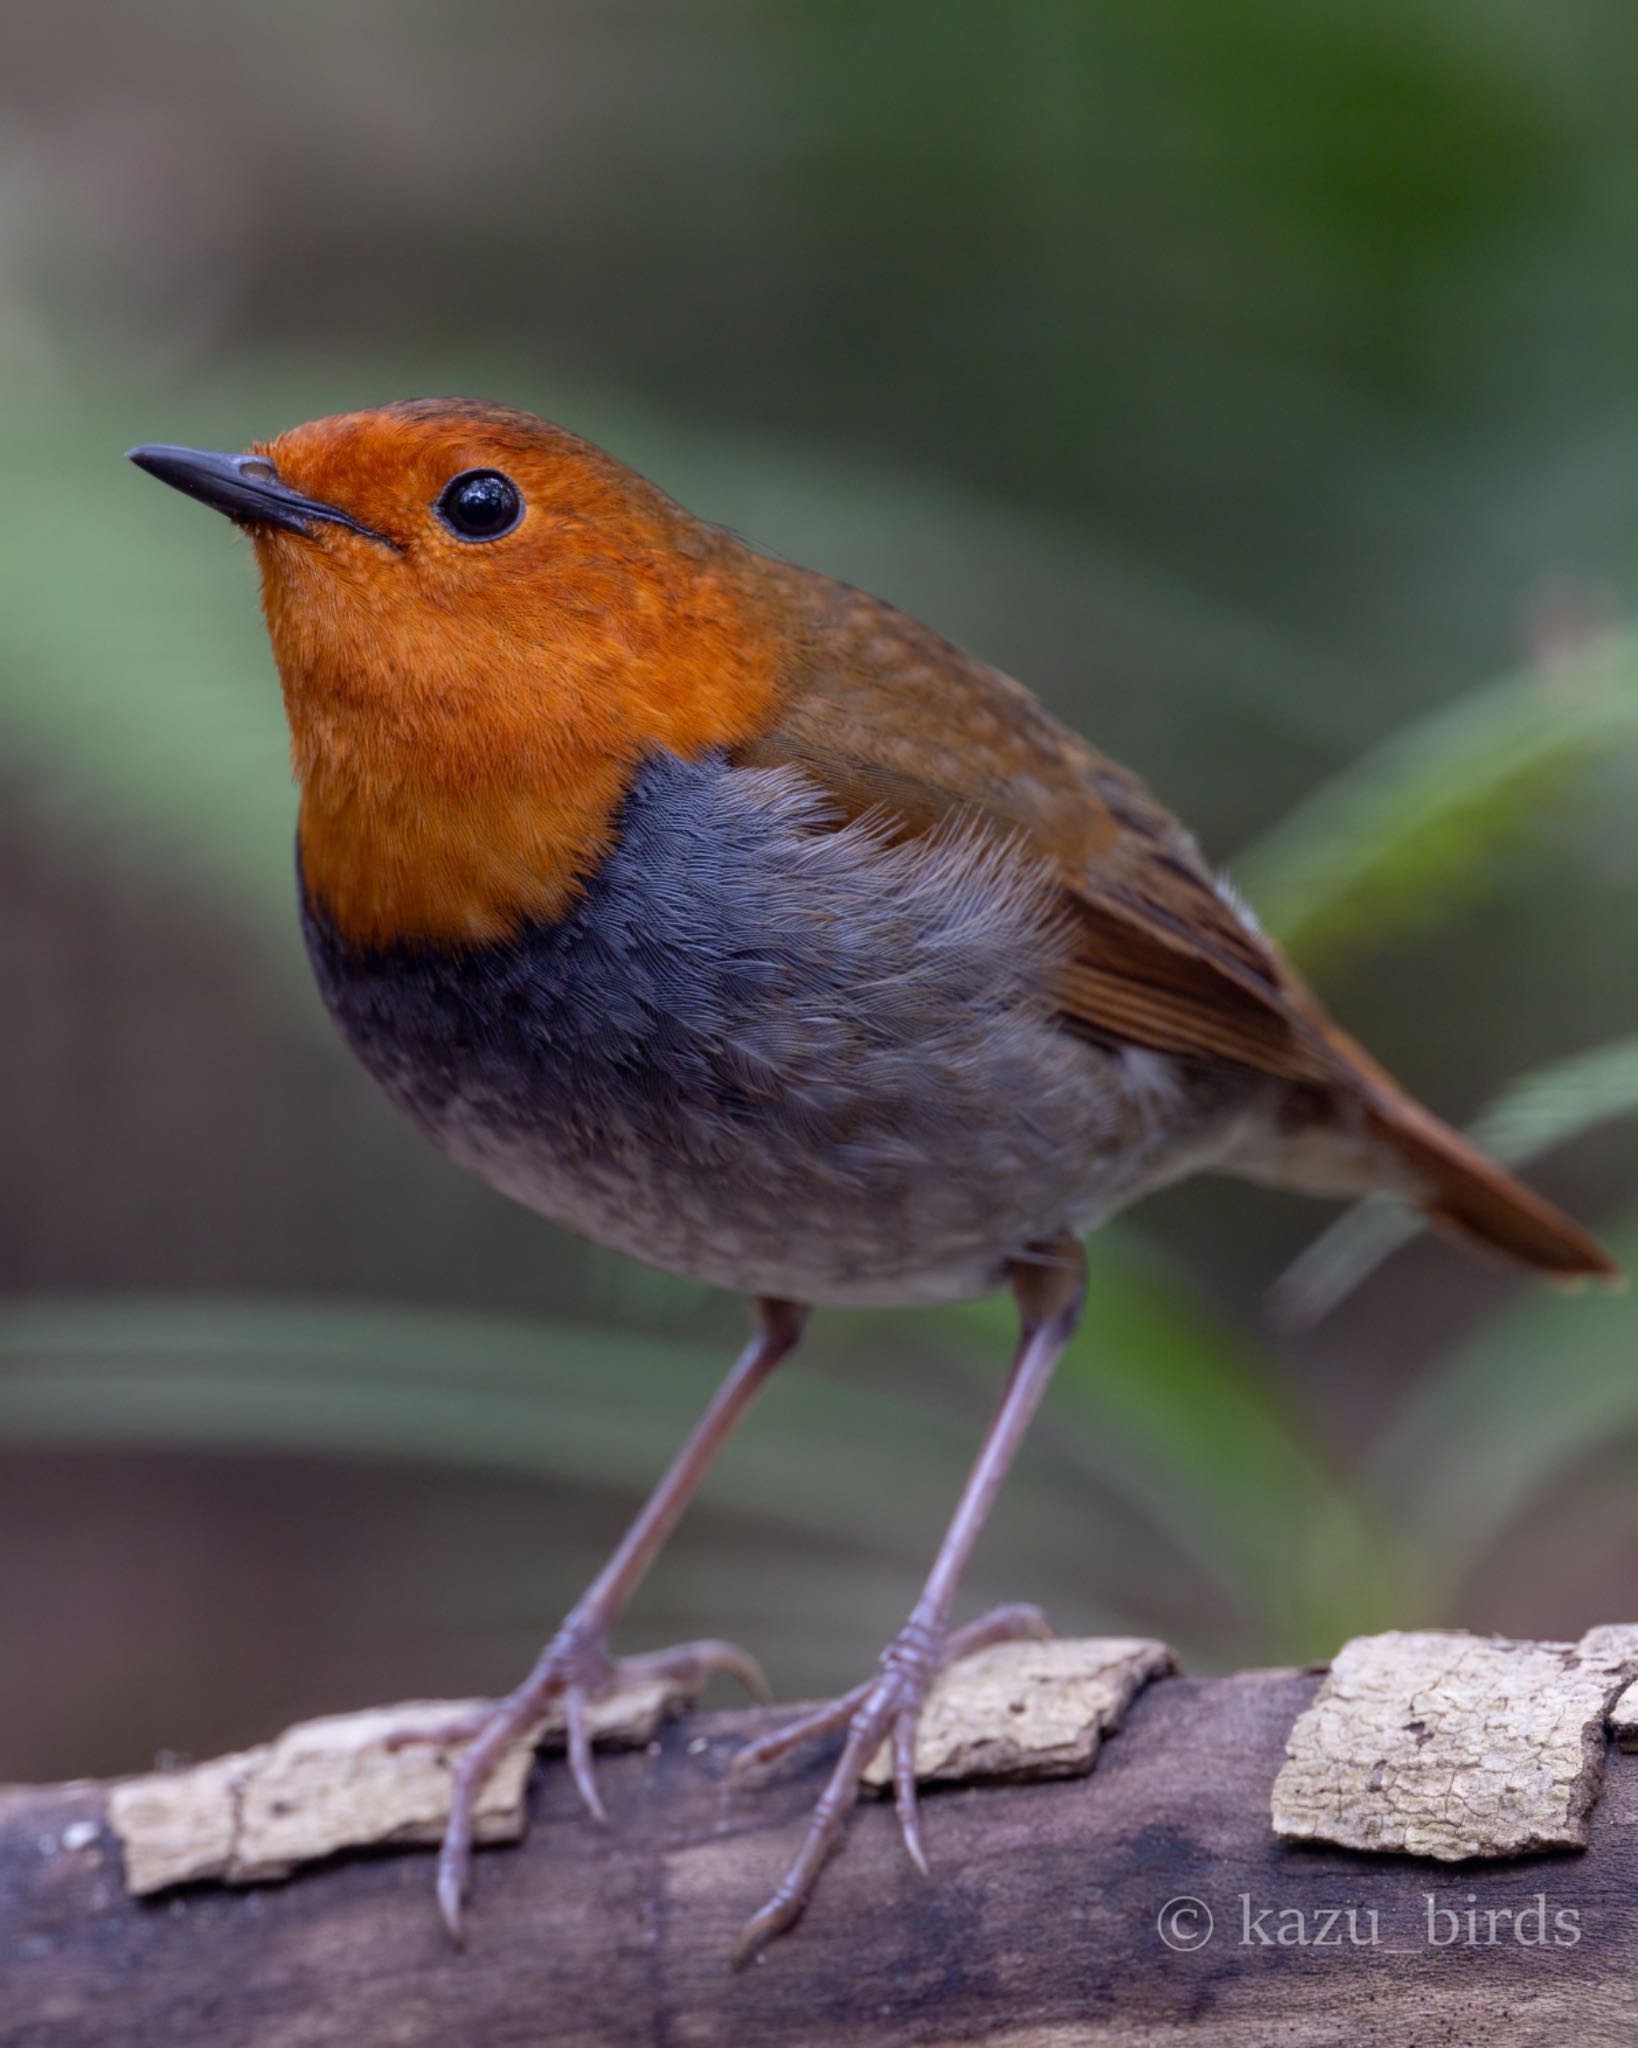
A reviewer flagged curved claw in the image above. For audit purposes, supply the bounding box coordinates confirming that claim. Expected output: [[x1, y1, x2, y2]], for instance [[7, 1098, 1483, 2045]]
[[702, 1639, 774, 1705], [564, 1686, 609, 1826], [891, 1715, 929, 1878], [624, 1636, 772, 1706], [436, 1846, 469, 1947], [733, 1889, 803, 1971]]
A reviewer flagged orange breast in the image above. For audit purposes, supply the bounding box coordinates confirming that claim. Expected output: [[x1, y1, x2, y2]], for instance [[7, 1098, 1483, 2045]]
[[261, 525, 784, 951]]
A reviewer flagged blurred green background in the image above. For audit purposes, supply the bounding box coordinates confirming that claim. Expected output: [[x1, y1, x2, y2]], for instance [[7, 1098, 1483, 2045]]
[[3, 0, 1636, 1785]]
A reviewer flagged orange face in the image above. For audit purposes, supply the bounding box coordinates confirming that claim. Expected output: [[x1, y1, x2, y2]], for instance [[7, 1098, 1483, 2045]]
[[239, 401, 781, 948]]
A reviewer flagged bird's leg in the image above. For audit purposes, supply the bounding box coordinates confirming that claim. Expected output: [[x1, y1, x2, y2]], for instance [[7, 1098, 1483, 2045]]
[[396, 1296, 807, 1941], [731, 1241, 1086, 1968]]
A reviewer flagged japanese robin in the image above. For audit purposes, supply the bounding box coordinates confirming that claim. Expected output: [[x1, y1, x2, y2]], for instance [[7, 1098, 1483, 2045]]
[[128, 403, 1616, 1962]]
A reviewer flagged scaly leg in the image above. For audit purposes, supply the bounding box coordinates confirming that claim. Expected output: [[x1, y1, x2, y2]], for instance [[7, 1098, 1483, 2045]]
[[732, 1241, 1086, 1967], [407, 1296, 807, 1941]]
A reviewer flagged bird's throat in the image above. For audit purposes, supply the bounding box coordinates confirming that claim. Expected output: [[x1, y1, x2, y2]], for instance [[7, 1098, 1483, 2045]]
[[296, 756, 631, 950]]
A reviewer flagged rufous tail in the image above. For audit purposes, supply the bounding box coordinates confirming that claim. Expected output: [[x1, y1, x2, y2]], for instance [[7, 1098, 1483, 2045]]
[[1369, 1093, 1618, 1281]]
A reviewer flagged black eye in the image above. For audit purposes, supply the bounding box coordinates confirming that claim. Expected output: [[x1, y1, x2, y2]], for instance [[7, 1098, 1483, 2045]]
[[436, 468, 524, 541]]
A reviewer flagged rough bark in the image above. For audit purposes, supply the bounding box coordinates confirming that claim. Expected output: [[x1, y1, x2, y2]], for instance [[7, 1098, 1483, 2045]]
[[1272, 1625, 1638, 1859]]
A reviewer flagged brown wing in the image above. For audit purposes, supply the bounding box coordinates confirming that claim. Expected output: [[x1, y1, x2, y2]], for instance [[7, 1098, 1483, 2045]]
[[730, 570, 1615, 1280], [735, 573, 1337, 1084]]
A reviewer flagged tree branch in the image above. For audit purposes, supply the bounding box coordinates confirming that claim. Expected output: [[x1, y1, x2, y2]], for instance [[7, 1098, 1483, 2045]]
[[7, 1651, 1638, 2045]]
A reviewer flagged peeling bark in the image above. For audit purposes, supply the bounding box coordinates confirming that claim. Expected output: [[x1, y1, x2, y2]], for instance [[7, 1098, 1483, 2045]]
[[108, 1684, 683, 1896], [859, 1636, 1175, 1788], [1272, 1625, 1638, 1858]]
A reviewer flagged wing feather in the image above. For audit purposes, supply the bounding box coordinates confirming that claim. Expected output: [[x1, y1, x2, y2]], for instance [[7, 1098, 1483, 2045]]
[[734, 577, 1333, 1082]]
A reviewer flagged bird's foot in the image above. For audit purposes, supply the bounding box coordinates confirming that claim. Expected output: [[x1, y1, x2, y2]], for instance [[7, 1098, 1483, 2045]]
[[730, 1599, 1050, 1966], [386, 1624, 768, 1941]]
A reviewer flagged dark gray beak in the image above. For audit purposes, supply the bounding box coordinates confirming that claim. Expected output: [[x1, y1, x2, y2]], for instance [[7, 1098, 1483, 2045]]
[[126, 444, 396, 548]]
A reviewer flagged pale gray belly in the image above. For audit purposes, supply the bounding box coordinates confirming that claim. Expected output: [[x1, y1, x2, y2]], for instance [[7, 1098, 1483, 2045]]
[[302, 753, 1254, 1306]]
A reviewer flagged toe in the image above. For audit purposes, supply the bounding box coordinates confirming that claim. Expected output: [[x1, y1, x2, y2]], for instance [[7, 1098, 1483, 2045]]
[[944, 1602, 1051, 1662], [380, 1703, 496, 1753], [729, 1679, 873, 1777], [734, 1669, 927, 1961]]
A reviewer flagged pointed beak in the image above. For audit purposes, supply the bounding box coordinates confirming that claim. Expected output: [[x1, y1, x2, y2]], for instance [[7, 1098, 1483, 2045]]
[[126, 444, 396, 548]]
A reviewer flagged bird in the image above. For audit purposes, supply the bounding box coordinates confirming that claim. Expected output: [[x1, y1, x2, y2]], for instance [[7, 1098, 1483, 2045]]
[[128, 402, 1617, 1963]]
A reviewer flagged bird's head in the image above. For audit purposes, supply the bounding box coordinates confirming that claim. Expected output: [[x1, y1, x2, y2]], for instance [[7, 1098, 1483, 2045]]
[[129, 401, 781, 947]]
